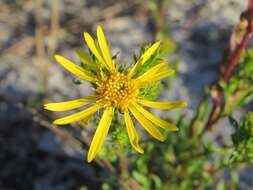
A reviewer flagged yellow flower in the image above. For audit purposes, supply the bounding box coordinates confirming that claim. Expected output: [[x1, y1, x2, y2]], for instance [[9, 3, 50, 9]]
[[44, 26, 187, 162]]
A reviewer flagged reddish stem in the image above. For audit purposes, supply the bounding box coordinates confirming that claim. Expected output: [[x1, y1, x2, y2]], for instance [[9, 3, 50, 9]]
[[223, 32, 253, 82], [248, 0, 253, 11], [205, 1, 253, 129]]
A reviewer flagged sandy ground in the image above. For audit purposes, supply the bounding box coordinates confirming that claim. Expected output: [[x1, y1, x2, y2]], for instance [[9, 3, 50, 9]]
[[0, 0, 251, 189]]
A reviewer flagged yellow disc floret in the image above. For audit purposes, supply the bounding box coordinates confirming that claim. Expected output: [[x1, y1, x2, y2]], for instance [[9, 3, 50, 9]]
[[96, 72, 138, 110]]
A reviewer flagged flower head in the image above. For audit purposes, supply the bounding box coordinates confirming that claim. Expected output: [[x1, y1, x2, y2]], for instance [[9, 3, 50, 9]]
[[44, 26, 187, 162]]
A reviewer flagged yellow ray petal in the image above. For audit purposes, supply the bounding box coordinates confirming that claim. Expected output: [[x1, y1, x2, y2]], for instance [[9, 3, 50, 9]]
[[129, 106, 165, 142], [54, 55, 97, 82], [75, 48, 99, 70], [128, 41, 161, 77], [133, 103, 178, 131], [44, 97, 96, 112], [138, 99, 188, 110], [124, 110, 144, 154], [127, 58, 143, 77], [135, 62, 167, 81], [53, 104, 101, 125], [136, 69, 175, 86], [151, 69, 175, 81], [96, 26, 115, 71], [139, 41, 161, 65], [83, 32, 109, 70], [87, 107, 114, 162]]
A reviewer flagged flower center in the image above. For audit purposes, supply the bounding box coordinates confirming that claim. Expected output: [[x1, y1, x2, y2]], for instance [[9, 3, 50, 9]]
[[96, 72, 138, 110]]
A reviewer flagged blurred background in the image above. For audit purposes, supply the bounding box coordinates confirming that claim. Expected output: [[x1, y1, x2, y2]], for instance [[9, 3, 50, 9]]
[[0, 0, 249, 189]]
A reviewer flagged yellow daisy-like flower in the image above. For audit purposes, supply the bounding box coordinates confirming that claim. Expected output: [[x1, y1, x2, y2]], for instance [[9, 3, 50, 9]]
[[44, 25, 187, 162]]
